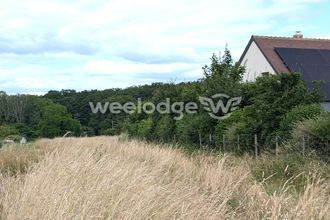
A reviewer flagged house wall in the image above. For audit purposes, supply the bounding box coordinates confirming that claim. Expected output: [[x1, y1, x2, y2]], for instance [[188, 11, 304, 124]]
[[241, 41, 276, 82], [321, 102, 330, 112]]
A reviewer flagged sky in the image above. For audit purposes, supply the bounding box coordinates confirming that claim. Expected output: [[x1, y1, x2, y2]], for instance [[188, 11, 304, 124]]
[[1, 0, 330, 94]]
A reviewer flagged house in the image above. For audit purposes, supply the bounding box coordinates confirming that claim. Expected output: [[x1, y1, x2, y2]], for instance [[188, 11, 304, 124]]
[[239, 31, 330, 111]]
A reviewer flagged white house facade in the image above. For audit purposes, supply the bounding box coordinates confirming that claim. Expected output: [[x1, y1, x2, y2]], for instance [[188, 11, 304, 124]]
[[240, 41, 276, 82]]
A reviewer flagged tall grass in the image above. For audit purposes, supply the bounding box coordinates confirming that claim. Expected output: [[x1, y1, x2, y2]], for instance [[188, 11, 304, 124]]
[[0, 137, 329, 219], [0, 144, 42, 176]]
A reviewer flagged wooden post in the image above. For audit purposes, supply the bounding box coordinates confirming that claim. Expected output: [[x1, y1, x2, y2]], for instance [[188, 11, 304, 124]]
[[302, 135, 305, 157], [254, 134, 258, 158], [199, 133, 202, 147], [223, 134, 226, 153], [237, 135, 240, 152], [173, 135, 176, 143], [275, 135, 279, 157]]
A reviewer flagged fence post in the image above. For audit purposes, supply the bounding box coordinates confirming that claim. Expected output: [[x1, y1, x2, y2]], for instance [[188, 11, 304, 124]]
[[275, 135, 279, 157], [254, 134, 258, 158], [209, 134, 212, 145], [173, 134, 176, 143], [199, 133, 202, 147], [223, 134, 226, 153], [302, 135, 305, 157], [237, 135, 240, 152]]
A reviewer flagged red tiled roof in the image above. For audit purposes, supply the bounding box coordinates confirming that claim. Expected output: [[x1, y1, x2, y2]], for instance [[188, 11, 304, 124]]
[[239, 35, 330, 73]]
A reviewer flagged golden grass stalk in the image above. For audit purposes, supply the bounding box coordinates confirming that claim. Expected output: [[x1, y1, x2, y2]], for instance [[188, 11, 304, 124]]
[[0, 137, 328, 219]]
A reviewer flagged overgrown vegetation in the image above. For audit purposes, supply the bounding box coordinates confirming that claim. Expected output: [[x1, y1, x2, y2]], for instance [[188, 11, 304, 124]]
[[0, 137, 329, 219]]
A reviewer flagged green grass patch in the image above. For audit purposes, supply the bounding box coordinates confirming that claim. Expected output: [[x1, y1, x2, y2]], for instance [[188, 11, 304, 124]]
[[250, 153, 330, 195]]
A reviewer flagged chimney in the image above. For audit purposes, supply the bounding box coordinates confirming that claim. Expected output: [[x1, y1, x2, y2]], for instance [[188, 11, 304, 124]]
[[293, 31, 303, 39]]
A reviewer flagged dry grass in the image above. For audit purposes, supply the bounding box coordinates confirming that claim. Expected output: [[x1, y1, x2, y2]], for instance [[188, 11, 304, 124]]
[[0, 144, 41, 176], [0, 137, 329, 219]]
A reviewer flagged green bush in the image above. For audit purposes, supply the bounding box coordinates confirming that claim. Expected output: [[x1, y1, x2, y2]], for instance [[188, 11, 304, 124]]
[[14, 124, 38, 139], [0, 125, 19, 138], [100, 128, 119, 136], [175, 114, 199, 145], [136, 118, 154, 140], [175, 113, 212, 145], [215, 110, 255, 153], [291, 113, 330, 161], [279, 104, 324, 140], [154, 115, 175, 142], [223, 122, 247, 153], [81, 126, 95, 136]]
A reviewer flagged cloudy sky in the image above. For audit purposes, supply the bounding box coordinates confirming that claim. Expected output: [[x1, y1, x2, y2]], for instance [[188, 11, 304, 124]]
[[1, 0, 329, 94]]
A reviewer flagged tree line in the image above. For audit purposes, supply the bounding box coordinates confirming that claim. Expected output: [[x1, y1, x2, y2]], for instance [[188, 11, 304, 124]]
[[0, 49, 329, 159]]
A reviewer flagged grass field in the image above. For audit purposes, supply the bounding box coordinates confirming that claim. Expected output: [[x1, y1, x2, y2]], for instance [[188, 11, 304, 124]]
[[0, 137, 329, 219]]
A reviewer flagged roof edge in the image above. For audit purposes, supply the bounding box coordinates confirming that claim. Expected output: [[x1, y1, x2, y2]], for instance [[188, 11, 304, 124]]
[[238, 36, 254, 64], [253, 35, 330, 42], [238, 35, 279, 74]]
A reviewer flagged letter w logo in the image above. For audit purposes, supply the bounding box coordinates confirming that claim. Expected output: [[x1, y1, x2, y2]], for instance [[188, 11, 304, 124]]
[[199, 94, 241, 120], [89, 102, 109, 114]]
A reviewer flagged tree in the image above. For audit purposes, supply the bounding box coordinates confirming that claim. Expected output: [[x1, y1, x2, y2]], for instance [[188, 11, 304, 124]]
[[38, 103, 81, 138], [215, 72, 324, 151], [0, 125, 19, 138], [201, 48, 245, 97]]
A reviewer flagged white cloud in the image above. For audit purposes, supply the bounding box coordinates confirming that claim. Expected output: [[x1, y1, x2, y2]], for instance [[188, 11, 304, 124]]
[[84, 60, 196, 75], [0, 0, 327, 93]]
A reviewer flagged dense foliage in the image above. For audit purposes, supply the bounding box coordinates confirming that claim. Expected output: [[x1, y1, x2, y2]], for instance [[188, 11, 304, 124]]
[[0, 94, 80, 139], [0, 49, 328, 159]]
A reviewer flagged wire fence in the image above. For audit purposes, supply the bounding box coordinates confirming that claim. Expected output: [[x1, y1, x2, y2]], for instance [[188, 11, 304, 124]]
[[169, 132, 329, 160]]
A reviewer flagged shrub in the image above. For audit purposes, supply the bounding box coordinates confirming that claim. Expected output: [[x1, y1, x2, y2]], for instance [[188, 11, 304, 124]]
[[215, 110, 244, 144], [81, 126, 95, 136], [291, 113, 330, 161], [154, 115, 175, 142], [175, 113, 212, 145], [14, 124, 38, 139], [136, 118, 154, 140], [215, 110, 254, 153], [223, 122, 247, 153], [279, 104, 324, 140], [100, 128, 119, 136], [0, 125, 19, 138]]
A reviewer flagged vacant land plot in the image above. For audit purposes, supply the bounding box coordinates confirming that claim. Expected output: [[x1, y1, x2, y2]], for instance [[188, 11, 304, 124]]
[[0, 137, 329, 219]]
